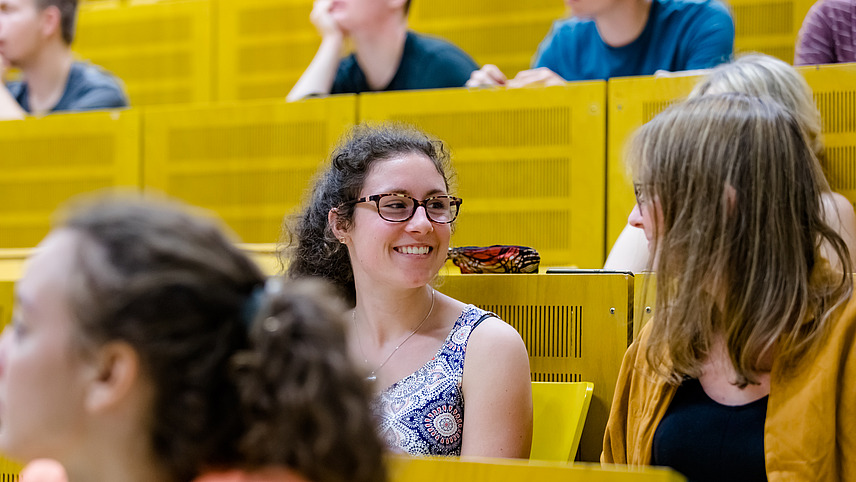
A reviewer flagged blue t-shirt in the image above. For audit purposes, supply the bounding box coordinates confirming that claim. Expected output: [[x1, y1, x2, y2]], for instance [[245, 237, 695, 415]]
[[533, 0, 734, 81], [332, 31, 478, 94], [8, 61, 128, 113]]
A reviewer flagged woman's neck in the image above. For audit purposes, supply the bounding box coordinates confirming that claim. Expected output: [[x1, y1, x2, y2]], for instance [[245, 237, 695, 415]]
[[353, 284, 435, 345]]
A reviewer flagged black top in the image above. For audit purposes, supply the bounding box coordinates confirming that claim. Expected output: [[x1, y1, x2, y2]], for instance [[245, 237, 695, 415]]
[[652, 378, 768, 482], [331, 31, 478, 94]]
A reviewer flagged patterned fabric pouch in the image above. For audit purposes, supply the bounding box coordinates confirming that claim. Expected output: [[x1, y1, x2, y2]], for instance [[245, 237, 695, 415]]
[[447, 245, 540, 274]]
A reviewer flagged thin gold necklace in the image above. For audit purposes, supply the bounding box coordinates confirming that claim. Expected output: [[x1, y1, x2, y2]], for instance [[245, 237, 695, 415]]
[[353, 288, 436, 382]]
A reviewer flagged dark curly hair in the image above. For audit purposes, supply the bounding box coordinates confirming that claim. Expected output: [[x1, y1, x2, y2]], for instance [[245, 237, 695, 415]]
[[61, 195, 386, 482], [283, 123, 453, 305]]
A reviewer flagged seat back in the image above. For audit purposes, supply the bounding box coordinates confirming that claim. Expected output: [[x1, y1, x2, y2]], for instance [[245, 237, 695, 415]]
[[387, 455, 686, 482], [530, 381, 594, 462]]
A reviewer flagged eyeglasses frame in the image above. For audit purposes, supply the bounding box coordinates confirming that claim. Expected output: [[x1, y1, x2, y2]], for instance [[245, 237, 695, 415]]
[[340, 193, 463, 224]]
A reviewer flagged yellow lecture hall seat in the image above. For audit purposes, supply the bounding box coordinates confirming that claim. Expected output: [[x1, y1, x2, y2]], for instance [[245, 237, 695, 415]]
[[530, 381, 594, 462], [529, 382, 594, 462]]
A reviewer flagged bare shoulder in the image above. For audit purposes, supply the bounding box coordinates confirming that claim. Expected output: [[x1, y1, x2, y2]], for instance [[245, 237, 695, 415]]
[[468, 315, 526, 353], [464, 315, 529, 374]]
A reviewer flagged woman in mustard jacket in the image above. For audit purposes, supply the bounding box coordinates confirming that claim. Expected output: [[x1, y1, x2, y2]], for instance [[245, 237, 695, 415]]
[[602, 93, 856, 481]]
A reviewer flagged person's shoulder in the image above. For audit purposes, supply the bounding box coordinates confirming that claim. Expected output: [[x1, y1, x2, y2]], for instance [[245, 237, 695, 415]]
[[62, 61, 128, 109], [657, 0, 731, 17], [813, 0, 855, 14], [70, 61, 125, 91], [466, 308, 525, 348], [407, 31, 477, 67], [545, 16, 598, 40]]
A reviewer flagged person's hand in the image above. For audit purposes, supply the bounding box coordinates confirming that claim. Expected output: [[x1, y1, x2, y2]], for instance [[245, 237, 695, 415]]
[[310, 0, 343, 39], [466, 64, 508, 87], [506, 67, 566, 88]]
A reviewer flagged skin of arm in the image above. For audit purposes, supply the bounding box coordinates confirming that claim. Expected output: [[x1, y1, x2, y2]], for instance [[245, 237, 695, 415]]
[[460, 317, 533, 458], [0, 57, 27, 120], [820, 191, 856, 270], [286, 0, 345, 102]]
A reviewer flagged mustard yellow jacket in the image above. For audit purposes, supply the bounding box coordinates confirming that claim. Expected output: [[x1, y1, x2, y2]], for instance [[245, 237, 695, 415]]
[[602, 295, 856, 481]]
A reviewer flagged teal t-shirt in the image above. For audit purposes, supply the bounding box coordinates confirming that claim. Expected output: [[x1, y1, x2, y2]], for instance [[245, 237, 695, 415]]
[[533, 0, 734, 81]]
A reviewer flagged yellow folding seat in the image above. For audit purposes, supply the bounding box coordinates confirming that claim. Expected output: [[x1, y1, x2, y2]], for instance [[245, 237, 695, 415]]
[[530, 381, 594, 462]]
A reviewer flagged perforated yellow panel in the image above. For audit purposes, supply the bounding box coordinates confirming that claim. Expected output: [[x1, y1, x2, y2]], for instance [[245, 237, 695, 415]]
[[217, 0, 320, 101], [436, 273, 632, 462], [361, 84, 607, 268], [0, 111, 141, 248], [75, 0, 212, 106], [409, 1, 566, 78], [606, 74, 703, 252], [725, 0, 817, 63], [799, 63, 856, 210], [143, 96, 357, 243], [387, 455, 686, 482], [0, 455, 20, 482]]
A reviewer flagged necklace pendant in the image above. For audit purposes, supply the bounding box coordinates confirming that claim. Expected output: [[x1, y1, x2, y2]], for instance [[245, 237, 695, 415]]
[[366, 375, 377, 382]]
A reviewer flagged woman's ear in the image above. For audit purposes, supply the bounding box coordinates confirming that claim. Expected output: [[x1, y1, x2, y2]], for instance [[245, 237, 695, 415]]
[[84, 341, 142, 414], [328, 208, 348, 244]]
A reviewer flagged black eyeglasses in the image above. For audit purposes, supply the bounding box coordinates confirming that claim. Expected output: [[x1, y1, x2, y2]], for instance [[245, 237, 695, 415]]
[[341, 193, 463, 223]]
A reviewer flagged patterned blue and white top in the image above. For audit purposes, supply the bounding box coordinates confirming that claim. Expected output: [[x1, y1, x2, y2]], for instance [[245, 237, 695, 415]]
[[371, 305, 493, 456]]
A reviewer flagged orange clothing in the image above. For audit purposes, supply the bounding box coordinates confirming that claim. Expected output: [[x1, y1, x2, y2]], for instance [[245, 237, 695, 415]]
[[194, 468, 308, 482], [602, 294, 856, 481]]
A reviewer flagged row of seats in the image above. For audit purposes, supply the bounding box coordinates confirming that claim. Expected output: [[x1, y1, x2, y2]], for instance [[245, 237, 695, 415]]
[[0, 255, 652, 462], [1, 63, 853, 267], [69, 0, 817, 106]]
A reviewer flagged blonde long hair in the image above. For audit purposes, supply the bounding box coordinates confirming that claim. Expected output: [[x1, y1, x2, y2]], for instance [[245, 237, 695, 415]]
[[631, 94, 851, 386], [690, 53, 825, 162]]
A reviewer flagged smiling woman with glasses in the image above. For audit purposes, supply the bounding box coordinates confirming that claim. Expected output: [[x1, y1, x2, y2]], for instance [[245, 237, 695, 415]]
[[282, 123, 532, 458]]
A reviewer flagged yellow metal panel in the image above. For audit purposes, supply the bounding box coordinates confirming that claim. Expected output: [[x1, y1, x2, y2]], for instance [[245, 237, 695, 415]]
[[798, 63, 856, 209], [724, 0, 817, 63], [0, 454, 20, 481], [0, 280, 12, 332], [239, 243, 281, 275], [216, 0, 320, 101], [409, 1, 566, 78], [75, 0, 213, 106], [0, 110, 142, 248], [436, 272, 632, 462], [388, 455, 685, 482], [606, 74, 703, 252], [633, 273, 656, 341], [143, 96, 357, 243], [361, 84, 607, 268], [530, 381, 593, 462]]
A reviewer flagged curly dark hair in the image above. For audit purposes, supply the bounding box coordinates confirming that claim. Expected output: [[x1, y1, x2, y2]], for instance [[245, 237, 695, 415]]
[[235, 278, 386, 482], [283, 123, 453, 305], [61, 195, 386, 482]]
